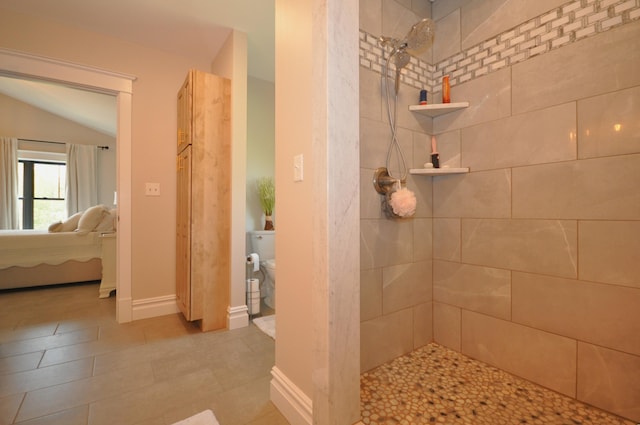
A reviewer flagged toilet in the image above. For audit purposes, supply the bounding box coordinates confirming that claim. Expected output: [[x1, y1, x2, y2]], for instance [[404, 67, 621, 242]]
[[250, 230, 276, 309]]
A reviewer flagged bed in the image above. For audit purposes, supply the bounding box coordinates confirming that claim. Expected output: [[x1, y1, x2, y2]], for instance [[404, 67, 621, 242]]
[[0, 205, 117, 297]]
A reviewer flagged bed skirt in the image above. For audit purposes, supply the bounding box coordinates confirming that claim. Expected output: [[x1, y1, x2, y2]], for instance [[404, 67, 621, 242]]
[[0, 258, 102, 291]]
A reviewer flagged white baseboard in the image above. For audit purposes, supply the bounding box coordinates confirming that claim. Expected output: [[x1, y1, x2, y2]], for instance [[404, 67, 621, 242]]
[[227, 305, 249, 330], [117, 296, 132, 323], [131, 294, 179, 321], [270, 366, 312, 425]]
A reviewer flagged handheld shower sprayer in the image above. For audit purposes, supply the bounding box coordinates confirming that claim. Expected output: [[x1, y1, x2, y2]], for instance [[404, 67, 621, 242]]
[[374, 18, 435, 218]]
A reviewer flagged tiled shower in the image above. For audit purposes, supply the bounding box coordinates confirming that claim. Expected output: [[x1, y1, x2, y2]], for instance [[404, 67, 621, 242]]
[[359, 0, 640, 422]]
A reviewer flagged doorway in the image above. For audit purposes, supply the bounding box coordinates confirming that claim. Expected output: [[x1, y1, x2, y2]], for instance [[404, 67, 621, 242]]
[[0, 48, 135, 323]]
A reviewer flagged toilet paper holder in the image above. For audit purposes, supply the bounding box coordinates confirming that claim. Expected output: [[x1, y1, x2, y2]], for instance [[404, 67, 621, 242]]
[[246, 253, 260, 272]]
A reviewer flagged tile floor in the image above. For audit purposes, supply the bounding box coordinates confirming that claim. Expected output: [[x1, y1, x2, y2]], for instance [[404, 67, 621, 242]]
[[360, 343, 635, 425], [0, 282, 287, 425]]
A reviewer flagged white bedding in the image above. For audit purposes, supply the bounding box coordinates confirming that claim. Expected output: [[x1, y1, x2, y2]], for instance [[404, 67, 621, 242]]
[[0, 230, 102, 270]]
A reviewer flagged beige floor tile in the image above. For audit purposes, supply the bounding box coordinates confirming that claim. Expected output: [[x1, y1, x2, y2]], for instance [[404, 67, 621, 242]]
[[92, 333, 199, 377], [16, 363, 156, 422], [88, 369, 222, 425], [211, 376, 278, 425], [39, 325, 146, 367], [0, 357, 93, 398], [0, 327, 98, 359], [0, 324, 58, 345], [1, 284, 283, 425], [0, 393, 23, 425], [0, 351, 43, 375], [12, 405, 88, 425]]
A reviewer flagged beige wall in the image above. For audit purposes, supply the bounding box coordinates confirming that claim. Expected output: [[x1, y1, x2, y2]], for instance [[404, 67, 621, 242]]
[[0, 8, 211, 300], [360, 0, 640, 421], [274, 0, 360, 423], [246, 77, 275, 233], [0, 94, 116, 208]]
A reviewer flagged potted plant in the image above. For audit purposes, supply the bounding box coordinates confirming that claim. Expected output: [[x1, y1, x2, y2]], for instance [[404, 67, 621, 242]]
[[257, 177, 275, 230]]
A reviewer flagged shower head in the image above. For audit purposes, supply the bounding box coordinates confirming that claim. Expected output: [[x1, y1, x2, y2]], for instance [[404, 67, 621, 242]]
[[403, 18, 435, 56], [379, 18, 436, 61]]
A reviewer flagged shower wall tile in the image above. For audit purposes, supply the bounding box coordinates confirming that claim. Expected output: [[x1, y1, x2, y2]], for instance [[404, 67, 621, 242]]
[[512, 154, 640, 220], [461, 310, 577, 397], [577, 343, 640, 422], [433, 302, 461, 351], [361, 308, 414, 372], [433, 9, 461, 64], [412, 130, 432, 168], [461, 102, 577, 171], [360, 67, 383, 122], [361, 168, 385, 219], [396, 81, 433, 133], [461, 219, 578, 278], [412, 130, 462, 169], [412, 218, 433, 261], [434, 68, 512, 134], [512, 20, 640, 115], [434, 260, 511, 320], [513, 272, 640, 356], [433, 0, 465, 21], [460, 0, 568, 50], [383, 260, 432, 315], [578, 85, 640, 159], [360, 268, 382, 322], [410, 0, 431, 20], [433, 169, 511, 218], [359, 0, 382, 36], [579, 221, 640, 289], [408, 174, 433, 219], [360, 218, 414, 269], [413, 302, 433, 348], [435, 130, 462, 168], [382, 0, 424, 48], [360, 117, 413, 171], [433, 218, 460, 261]]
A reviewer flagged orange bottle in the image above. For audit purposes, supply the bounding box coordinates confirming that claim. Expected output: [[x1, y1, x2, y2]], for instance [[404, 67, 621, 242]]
[[442, 75, 450, 103]]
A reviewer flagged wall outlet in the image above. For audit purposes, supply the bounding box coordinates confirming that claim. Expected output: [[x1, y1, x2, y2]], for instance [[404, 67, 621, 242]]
[[145, 182, 160, 196]]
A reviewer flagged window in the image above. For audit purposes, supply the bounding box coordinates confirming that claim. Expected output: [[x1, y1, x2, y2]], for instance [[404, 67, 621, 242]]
[[18, 160, 66, 229]]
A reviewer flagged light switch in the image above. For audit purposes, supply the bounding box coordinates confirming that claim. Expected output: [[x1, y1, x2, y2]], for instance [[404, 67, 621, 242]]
[[294, 154, 303, 182], [145, 182, 160, 196]]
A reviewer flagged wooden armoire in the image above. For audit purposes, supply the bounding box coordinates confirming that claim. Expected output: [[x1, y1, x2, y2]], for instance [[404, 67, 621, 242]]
[[176, 69, 231, 331]]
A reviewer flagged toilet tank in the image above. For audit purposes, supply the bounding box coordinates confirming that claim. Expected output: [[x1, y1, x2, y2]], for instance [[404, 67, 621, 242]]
[[250, 230, 275, 260]]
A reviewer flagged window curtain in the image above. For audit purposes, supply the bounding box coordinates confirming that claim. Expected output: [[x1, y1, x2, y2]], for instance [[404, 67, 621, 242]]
[[0, 136, 19, 229], [66, 144, 98, 216]]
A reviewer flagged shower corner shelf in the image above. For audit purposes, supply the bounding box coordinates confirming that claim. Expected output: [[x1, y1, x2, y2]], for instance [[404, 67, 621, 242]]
[[409, 167, 469, 175], [409, 101, 470, 117]]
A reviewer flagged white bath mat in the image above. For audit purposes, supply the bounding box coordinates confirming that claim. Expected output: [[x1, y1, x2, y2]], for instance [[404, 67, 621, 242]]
[[171, 410, 219, 425], [253, 315, 275, 339]]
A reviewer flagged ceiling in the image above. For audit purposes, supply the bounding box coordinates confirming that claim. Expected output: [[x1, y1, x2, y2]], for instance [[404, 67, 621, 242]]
[[0, 0, 275, 137]]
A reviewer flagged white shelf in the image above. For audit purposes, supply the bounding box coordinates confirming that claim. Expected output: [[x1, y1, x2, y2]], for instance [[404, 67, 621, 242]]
[[409, 167, 469, 175], [409, 102, 470, 117]]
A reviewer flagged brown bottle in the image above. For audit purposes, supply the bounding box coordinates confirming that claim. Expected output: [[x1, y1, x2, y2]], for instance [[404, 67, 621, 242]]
[[442, 75, 450, 103]]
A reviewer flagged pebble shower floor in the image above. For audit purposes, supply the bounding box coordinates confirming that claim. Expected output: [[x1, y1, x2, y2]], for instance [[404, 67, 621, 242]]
[[360, 343, 635, 425]]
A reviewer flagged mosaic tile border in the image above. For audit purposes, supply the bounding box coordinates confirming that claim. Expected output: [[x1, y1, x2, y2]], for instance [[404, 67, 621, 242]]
[[359, 0, 640, 95]]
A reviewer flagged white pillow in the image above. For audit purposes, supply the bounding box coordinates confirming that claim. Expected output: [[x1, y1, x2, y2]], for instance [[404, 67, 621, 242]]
[[76, 205, 108, 234], [49, 211, 83, 232], [95, 208, 117, 232]]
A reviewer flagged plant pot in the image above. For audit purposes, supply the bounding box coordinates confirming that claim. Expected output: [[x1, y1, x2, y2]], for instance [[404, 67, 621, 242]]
[[264, 215, 274, 230]]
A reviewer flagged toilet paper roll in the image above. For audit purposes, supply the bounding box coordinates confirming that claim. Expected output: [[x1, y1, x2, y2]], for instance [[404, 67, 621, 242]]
[[251, 298, 260, 315], [247, 253, 260, 272], [248, 278, 259, 292]]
